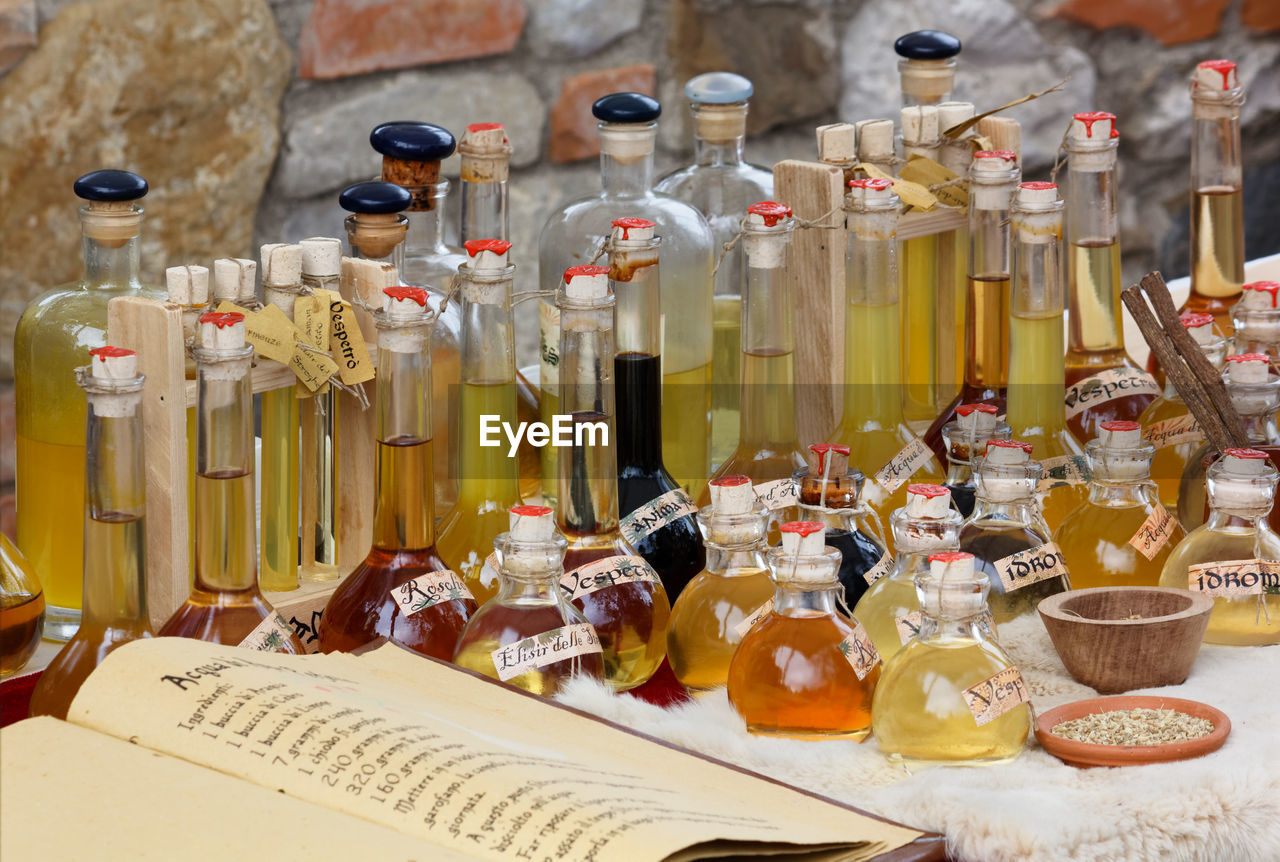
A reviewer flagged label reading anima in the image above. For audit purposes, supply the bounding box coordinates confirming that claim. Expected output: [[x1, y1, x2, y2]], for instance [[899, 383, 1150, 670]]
[[1187, 559, 1280, 597], [1063, 367, 1160, 420], [559, 556, 659, 602], [993, 542, 1069, 593], [733, 599, 774, 639], [838, 623, 881, 680], [618, 488, 697, 545], [1128, 504, 1177, 560], [874, 437, 934, 494], [490, 623, 603, 681], [390, 570, 473, 617], [963, 666, 1030, 727]]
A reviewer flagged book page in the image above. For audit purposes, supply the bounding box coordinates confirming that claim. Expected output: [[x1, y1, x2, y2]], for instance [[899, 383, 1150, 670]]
[[67, 638, 923, 861]]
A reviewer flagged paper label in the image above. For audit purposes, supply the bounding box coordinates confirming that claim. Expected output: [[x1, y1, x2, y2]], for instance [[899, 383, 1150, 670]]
[[294, 294, 331, 352], [858, 162, 937, 211], [896, 154, 967, 208], [237, 612, 296, 653], [618, 488, 697, 545], [1187, 559, 1280, 597], [862, 551, 894, 586], [874, 437, 934, 494], [539, 299, 560, 387], [894, 611, 924, 645], [733, 598, 774, 638], [993, 541, 1069, 593], [289, 345, 339, 393], [328, 296, 375, 385], [837, 622, 881, 680], [391, 570, 473, 617], [1128, 504, 1177, 560], [1063, 367, 1161, 420], [490, 623, 603, 681], [1036, 454, 1091, 493], [560, 555, 660, 603], [1144, 414, 1203, 451], [753, 478, 799, 511], [216, 300, 295, 365], [273, 592, 333, 655], [963, 666, 1030, 727]]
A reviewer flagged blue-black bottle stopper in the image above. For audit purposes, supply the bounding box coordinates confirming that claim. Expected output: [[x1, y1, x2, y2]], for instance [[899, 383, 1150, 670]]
[[894, 30, 961, 60], [339, 181, 412, 215], [592, 92, 661, 124], [369, 122, 456, 162], [73, 169, 148, 202]]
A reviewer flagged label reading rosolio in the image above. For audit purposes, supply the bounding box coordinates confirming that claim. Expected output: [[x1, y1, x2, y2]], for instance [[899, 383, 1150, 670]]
[[391, 570, 473, 617]]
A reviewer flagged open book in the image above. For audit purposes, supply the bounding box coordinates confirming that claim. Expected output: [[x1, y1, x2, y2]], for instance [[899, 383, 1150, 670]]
[[1, 639, 943, 861]]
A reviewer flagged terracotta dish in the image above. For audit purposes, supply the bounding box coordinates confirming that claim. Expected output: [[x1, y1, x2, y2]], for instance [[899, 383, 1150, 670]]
[[1036, 695, 1230, 768]]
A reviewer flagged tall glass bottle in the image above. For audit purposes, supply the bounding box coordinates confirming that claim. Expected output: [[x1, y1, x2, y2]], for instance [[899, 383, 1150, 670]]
[[666, 476, 773, 691], [728, 521, 881, 740], [165, 263, 207, 574], [159, 314, 305, 653], [935, 100, 976, 409], [0, 535, 44, 678], [29, 347, 154, 719], [942, 403, 1012, 518], [1161, 448, 1280, 646], [1231, 281, 1280, 359], [437, 240, 523, 603], [319, 287, 477, 658], [14, 170, 164, 640], [609, 218, 705, 599], [895, 30, 961, 107], [539, 92, 715, 497], [453, 505, 604, 696], [899, 104, 941, 428], [554, 265, 670, 691]]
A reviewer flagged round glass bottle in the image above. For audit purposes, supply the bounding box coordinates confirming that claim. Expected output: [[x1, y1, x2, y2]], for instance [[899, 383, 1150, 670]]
[[0, 535, 44, 678], [1230, 281, 1280, 359]]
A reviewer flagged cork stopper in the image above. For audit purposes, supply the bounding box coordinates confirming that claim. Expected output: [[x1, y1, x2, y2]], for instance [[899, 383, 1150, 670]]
[[816, 122, 858, 164], [973, 150, 1017, 172], [1016, 180, 1059, 206], [199, 311, 246, 351], [779, 521, 826, 556], [937, 101, 974, 132], [214, 258, 257, 304], [563, 265, 610, 301], [918, 551, 987, 620], [848, 177, 895, 207], [464, 238, 512, 271], [301, 237, 342, 278], [1222, 448, 1269, 475], [1193, 59, 1238, 92], [1098, 420, 1142, 448], [261, 243, 302, 287], [985, 438, 1031, 465], [746, 201, 792, 228], [855, 119, 894, 161], [1241, 281, 1280, 310], [166, 265, 209, 306], [1069, 111, 1119, 143], [610, 217, 656, 243], [1091, 420, 1152, 482], [1226, 353, 1270, 385], [383, 286, 430, 319], [460, 122, 510, 153], [905, 484, 952, 517], [901, 105, 940, 147], [88, 345, 139, 380], [1182, 311, 1216, 344], [956, 403, 1000, 435], [928, 550, 975, 581], [509, 504, 555, 540], [796, 444, 863, 510], [709, 475, 755, 515], [1209, 447, 1278, 512]]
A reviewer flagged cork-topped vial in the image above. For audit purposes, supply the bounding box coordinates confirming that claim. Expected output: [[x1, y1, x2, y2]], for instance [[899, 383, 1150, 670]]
[[1231, 281, 1280, 360], [941, 403, 1013, 517], [458, 122, 512, 245], [899, 104, 943, 428], [895, 30, 961, 107]]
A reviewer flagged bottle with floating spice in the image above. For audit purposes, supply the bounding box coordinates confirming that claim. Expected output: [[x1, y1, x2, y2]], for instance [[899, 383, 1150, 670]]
[[1231, 281, 1280, 359], [899, 104, 942, 429], [942, 404, 1012, 518]]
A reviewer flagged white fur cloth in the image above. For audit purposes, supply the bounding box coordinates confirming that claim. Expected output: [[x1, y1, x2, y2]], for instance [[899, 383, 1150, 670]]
[[557, 615, 1280, 862]]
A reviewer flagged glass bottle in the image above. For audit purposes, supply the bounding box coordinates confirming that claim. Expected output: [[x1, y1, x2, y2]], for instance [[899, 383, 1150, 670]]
[[899, 104, 941, 429], [453, 505, 604, 696], [727, 521, 881, 740], [437, 240, 524, 603], [666, 476, 773, 692], [959, 439, 1069, 624], [539, 92, 715, 497], [1161, 448, 1280, 645], [935, 101, 976, 410], [942, 403, 1013, 518], [872, 551, 1032, 766], [14, 170, 164, 640], [894, 30, 961, 107], [1005, 181, 1088, 531], [654, 72, 773, 468], [854, 483, 962, 662], [554, 265, 670, 691], [1054, 421, 1186, 589], [609, 218, 705, 600], [1230, 281, 1280, 359], [165, 264, 208, 575], [0, 535, 44, 678], [1063, 112, 1157, 441], [319, 287, 476, 658], [29, 347, 154, 717]]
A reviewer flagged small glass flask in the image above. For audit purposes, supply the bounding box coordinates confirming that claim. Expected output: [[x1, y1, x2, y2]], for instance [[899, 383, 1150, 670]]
[[1230, 281, 1280, 359], [666, 476, 773, 692], [728, 521, 881, 741], [872, 551, 1032, 766], [942, 403, 1012, 518], [0, 533, 44, 678], [453, 506, 604, 696]]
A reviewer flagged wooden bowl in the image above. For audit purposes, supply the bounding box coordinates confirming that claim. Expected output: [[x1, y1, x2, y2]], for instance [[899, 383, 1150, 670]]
[[1038, 587, 1213, 694], [1036, 695, 1230, 768]]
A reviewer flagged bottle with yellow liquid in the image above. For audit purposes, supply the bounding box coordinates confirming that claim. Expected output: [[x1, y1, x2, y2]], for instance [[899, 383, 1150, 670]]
[[872, 550, 1032, 766], [728, 521, 881, 740], [854, 483, 962, 662], [1231, 281, 1280, 359], [165, 264, 209, 580], [0, 535, 44, 678], [29, 347, 154, 717], [899, 104, 942, 429], [1162, 448, 1280, 645], [453, 505, 604, 695], [1055, 421, 1186, 589], [437, 240, 523, 603], [667, 476, 773, 692], [934, 101, 976, 411], [14, 170, 164, 641], [942, 403, 1012, 518], [157, 314, 304, 653]]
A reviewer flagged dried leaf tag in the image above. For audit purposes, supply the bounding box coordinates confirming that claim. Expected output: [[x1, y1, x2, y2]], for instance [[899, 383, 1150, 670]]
[[290, 345, 339, 393], [294, 294, 330, 351], [216, 300, 295, 365], [896, 155, 967, 208], [858, 162, 938, 211], [1129, 504, 1177, 560]]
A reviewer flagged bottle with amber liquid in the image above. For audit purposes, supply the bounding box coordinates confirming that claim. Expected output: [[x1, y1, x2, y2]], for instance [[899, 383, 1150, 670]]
[[554, 265, 670, 691], [453, 505, 604, 696], [872, 551, 1031, 766], [159, 315, 305, 653], [666, 476, 773, 691], [0, 535, 44, 678], [728, 521, 881, 740], [1230, 281, 1280, 359], [1055, 421, 1185, 589], [319, 287, 476, 658], [942, 404, 1012, 518], [899, 104, 942, 429]]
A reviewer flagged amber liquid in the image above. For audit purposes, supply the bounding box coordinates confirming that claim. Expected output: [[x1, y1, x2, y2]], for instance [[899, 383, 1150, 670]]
[[0, 592, 44, 678], [259, 388, 299, 592], [666, 563, 773, 691], [901, 234, 939, 427], [1053, 497, 1183, 590], [453, 602, 604, 696], [15, 436, 83, 627], [1187, 186, 1245, 331], [959, 522, 1067, 624], [662, 362, 712, 499], [711, 294, 742, 469]]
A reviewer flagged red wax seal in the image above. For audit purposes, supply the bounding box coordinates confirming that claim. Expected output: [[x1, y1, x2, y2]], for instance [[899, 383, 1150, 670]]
[[564, 265, 609, 282], [611, 217, 655, 239], [89, 345, 135, 361], [928, 550, 973, 564], [849, 177, 892, 191], [1226, 353, 1269, 363], [988, 438, 1033, 454], [973, 150, 1016, 161], [710, 475, 751, 487], [1197, 59, 1236, 90], [464, 238, 512, 257], [1224, 447, 1268, 459], [467, 122, 504, 132], [1244, 281, 1280, 308], [1020, 181, 1057, 191], [199, 311, 244, 328], [1180, 311, 1214, 328], [809, 442, 851, 473], [383, 286, 429, 306], [747, 201, 793, 226], [956, 403, 999, 416], [1100, 420, 1141, 431], [780, 521, 825, 538], [1073, 111, 1119, 139], [511, 504, 553, 517], [907, 483, 949, 498]]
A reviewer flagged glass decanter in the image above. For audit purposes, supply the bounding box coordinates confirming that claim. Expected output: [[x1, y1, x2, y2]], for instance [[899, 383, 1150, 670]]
[[0, 535, 44, 678]]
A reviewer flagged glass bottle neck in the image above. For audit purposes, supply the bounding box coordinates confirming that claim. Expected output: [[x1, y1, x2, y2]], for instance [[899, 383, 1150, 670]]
[[495, 571, 564, 604], [1007, 219, 1067, 434], [773, 581, 840, 615], [1239, 409, 1280, 444], [373, 331, 437, 550], [460, 177, 509, 245], [1065, 157, 1124, 356], [1087, 475, 1152, 506], [1204, 508, 1269, 531], [556, 303, 620, 535], [918, 613, 985, 643], [83, 233, 142, 289], [694, 136, 745, 167], [614, 250, 663, 471], [404, 197, 450, 258], [969, 494, 1041, 527], [601, 151, 655, 198], [740, 249, 800, 451], [705, 542, 766, 576]]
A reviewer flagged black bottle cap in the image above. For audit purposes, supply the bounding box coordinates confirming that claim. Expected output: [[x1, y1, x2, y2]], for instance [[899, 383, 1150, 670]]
[[369, 122, 456, 162], [339, 181, 412, 215], [893, 30, 961, 60], [73, 169, 148, 202], [591, 92, 661, 124]]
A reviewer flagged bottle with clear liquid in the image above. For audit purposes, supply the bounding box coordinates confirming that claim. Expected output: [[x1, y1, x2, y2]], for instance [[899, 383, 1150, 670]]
[[1161, 449, 1280, 645], [894, 30, 961, 108], [942, 403, 1012, 518], [554, 266, 670, 691], [437, 240, 523, 603], [158, 314, 304, 652], [29, 348, 154, 716], [540, 92, 715, 497], [872, 550, 1032, 766], [453, 505, 604, 696], [0, 535, 44, 678], [728, 521, 881, 740], [899, 104, 942, 429], [667, 476, 773, 692], [15, 170, 165, 641], [609, 219, 705, 600], [1230, 281, 1280, 359], [319, 287, 477, 658], [654, 73, 773, 468], [959, 439, 1068, 624], [1055, 421, 1186, 589], [165, 264, 208, 576]]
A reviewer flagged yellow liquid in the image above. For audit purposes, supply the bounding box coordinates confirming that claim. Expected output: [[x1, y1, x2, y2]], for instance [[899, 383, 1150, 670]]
[[259, 389, 299, 592], [966, 274, 1011, 388], [853, 571, 920, 663], [1191, 186, 1245, 305], [15, 437, 84, 615], [1066, 240, 1124, 357], [711, 294, 742, 470], [1159, 524, 1280, 646], [1053, 496, 1185, 590], [936, 227, 966, 405], [666, 564, 774, 691], [662, 362, 712, 499], [1139, 396, 1201, 516], [453, 602, 603, 696], [901, 234, 939, 426], [185, 407, 197, 580]]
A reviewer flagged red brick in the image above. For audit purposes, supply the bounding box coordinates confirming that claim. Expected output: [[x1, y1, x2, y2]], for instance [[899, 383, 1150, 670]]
[[1048, 0, 1229, 45], [548, 64, 656, 164], [299, 0, 527, 80], [1242, 0, 1280, 32], [0, 0, 36, 76]]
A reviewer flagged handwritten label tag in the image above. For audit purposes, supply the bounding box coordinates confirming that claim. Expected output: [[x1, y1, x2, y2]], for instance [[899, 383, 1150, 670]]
[[560, 555, 660, 603], [874, 437, 934, 494], [490, 623, 603, 681], [1037, 454, 1091, 493], [895, 611, 924, 645], [539, 300, 560, 387], [618, 488, 697, 545], [1187, 559, 1280, 597], [858, 162, 938, 211], [294, 294, 331, 352], [1144, 414, 1203, 451], [289, 346, 339, 393], [216, 300, 295, 365], [1129, 504, 1177, 560], [753, 478, 799, 511], [733, 598, 774, 639], [896, 154, 967, 208], [963, 666, 1030, 727], [863, 551, 894, 586], [838, 622, 881, 680], [391, 570, 473, 617], [1063, 367, 1161, 420], [328, 296, 375, 385], [238, 612, 296, 653], [994, 542, 1070, 593]]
